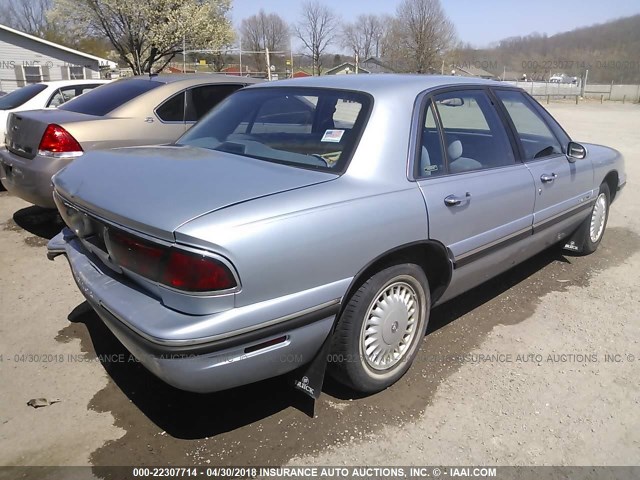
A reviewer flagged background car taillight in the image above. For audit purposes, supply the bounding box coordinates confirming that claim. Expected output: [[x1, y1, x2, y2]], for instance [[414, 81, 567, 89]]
[[38, 124, 83, 158], [108, 229, 238, 293]]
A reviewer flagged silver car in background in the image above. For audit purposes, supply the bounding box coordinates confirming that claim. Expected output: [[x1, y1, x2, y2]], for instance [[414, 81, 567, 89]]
[[47, 75, 625, 395], [0, 74, 261, 208]]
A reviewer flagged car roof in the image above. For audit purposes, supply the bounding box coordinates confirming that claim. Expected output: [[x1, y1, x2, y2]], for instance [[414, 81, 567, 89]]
[[251, 74, 506, 97], [107, 74, 262, 117], [145, 73, 262, 86]]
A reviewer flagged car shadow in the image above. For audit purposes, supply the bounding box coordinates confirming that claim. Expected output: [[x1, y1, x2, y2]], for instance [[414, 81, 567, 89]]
[[67, 303, 310, 439], [426, 247, 570, 335], [12, 205, 63, 239]]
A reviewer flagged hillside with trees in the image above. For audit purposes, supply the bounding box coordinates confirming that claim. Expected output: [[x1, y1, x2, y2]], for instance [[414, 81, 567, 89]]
[[451, 15, 640, 83]]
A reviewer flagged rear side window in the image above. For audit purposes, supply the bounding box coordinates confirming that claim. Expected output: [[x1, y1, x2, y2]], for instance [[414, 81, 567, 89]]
[[417, 101, 445, 177], [59, 79, 161, 116], [495, 90, 563, 160], [185, 84, 243, 122], [0, 83, 47, 110], [156, 92, 185, 122]]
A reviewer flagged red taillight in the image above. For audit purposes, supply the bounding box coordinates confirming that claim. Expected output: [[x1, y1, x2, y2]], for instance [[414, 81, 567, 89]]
[[108, 230, 165, 280], [108, 230, 237, 293], [38, 124, 83, 158], [162, 249, 237, 292]]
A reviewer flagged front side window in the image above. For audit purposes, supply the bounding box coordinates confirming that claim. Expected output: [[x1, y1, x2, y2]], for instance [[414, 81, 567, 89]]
[[430, 90, 515, 174], [178, 87, 371, 172], [495, 90, 563, 160], [47, 86, 80, 107]]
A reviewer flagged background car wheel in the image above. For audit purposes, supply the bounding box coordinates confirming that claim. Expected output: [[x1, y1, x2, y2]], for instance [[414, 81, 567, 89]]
[[581, 182, 611, 254], [328, 263, 430, 393]]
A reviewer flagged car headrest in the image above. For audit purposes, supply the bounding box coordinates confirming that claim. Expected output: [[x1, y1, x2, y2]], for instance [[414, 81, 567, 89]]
[[420, 146, 431, 173], [448, 140, 463, 160]]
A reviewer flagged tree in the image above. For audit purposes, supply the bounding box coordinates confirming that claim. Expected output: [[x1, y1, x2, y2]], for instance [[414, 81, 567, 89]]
[[0, 0, 54, 37], [240, 10, 289, 74], [50, 0, 234, 75], [294, 1, 339, 76], [341, 14, 386, 62], [392, 0, 456, 73]]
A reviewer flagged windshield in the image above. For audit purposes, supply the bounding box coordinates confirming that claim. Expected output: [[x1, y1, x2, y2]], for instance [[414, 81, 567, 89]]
[[59, 78, 161, 116], [177, 87, 371, 172], [0, 84, 47, 110]]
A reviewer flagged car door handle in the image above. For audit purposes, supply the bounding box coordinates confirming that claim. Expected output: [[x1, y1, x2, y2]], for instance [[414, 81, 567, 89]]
[[540, 173, 557, 183], [444, 192, 471, 207]]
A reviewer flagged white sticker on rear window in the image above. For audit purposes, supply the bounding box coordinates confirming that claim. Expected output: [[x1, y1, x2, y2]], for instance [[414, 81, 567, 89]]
[[321, 129, 345, 143]]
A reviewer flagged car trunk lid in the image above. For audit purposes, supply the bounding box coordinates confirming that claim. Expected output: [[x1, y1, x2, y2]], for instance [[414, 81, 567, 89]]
[[6, 109, 98, 159], [53, 145, 337, 241]]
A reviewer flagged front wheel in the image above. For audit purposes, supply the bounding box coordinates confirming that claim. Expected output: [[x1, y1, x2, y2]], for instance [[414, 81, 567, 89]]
[[328, 264, 430, 393], [582, 182, 610, 254]]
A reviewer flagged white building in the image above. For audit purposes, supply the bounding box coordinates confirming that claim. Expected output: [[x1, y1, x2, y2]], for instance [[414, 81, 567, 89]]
[[0, 23, 116, 93]]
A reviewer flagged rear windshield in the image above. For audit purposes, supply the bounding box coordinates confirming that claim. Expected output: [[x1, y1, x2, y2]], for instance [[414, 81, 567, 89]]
[[177, 87, 371, 172], [0, 84, 47, 110], [59, 78, 162, 116]]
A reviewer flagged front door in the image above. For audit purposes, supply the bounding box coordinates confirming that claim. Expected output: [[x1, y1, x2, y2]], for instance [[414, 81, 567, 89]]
[[492, 89, 595, 237]]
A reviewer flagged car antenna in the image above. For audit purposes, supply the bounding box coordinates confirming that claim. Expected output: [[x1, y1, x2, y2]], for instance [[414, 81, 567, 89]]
[[147, 46, 159, 79]]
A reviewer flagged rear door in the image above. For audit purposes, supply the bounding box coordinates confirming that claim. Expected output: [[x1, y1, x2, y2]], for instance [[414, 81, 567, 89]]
[[493, 89, 594, 235], [416, 88, 535, 276]]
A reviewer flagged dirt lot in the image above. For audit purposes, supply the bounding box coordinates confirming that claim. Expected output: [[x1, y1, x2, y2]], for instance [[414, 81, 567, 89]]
[[0, 102, 638, 473]]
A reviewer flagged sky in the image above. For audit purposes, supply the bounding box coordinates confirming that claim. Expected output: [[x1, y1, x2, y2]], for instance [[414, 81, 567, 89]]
[[231, 0, 640, 49]]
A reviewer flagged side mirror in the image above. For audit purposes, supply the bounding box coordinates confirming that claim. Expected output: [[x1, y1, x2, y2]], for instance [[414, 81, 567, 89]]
[[567, 141, 586, 161]]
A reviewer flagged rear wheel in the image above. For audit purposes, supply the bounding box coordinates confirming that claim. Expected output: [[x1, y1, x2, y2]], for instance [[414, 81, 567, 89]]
[[329, 264, 430, 393], [582, 182, 610, 254]]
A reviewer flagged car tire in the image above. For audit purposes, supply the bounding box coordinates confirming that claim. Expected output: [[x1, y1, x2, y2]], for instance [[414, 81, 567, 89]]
[[328, 263, 430, 393], [581, 182, 610, 255]]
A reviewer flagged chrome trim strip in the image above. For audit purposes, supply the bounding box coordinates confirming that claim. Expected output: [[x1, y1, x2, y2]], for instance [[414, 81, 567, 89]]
[[532, 200, 595, 232], [455, 226, 532, 263], [100, 298, 341, 348]]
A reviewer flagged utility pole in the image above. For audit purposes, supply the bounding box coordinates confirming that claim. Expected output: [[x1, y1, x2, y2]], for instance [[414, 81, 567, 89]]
[[290, 38, 294, 78], [239, 37, 243, 76], [355, 53, 359, 74], [182, 35, 186, 73], [265, 47, 272, 81], [581, 69, 589, 97]]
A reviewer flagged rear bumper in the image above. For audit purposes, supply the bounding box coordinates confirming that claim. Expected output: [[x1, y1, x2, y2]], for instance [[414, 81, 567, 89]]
[[47, 229, 338, 393], [0, 147, 72, 208]]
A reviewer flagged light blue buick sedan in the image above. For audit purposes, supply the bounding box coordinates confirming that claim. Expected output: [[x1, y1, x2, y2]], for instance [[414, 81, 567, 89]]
[[47, 75, 625, 396]]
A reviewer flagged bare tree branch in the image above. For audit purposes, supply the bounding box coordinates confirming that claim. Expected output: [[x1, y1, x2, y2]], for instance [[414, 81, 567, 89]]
[[240, 10, 289, 74], [391, 0, 456, 73], [341, 14, 386, 61], [294, 1, 339, 75]]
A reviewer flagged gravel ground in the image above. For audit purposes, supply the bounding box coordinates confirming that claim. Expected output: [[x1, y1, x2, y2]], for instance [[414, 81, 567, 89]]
[[0, 102, 637, 473]]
